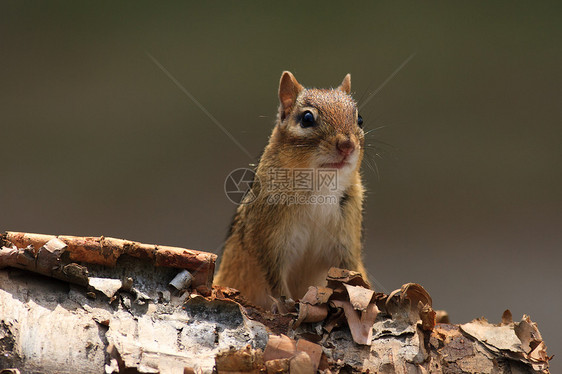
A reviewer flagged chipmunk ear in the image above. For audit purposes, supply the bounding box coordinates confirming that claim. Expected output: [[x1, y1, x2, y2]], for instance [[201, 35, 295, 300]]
[[279, 71, 303, 121], [338, 73, 351, 94]]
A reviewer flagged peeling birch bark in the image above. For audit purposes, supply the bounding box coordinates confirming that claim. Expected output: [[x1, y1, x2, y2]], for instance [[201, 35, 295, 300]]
[[1, 231, 216, 288], [0, 233, 552, 373]]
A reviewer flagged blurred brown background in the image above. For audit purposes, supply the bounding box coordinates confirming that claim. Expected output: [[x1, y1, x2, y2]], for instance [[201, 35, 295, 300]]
[[1, 2, 560, 369]]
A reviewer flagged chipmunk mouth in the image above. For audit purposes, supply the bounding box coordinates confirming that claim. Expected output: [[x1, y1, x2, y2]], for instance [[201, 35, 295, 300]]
[[320, 160, 349, 169], [320, 155, 353, 169], [319, 150, 361, 169]]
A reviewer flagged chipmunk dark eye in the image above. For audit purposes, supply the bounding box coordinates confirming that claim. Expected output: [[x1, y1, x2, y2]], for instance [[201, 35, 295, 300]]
[[301, 111, 315, 128], [357, 115, 363, 128]]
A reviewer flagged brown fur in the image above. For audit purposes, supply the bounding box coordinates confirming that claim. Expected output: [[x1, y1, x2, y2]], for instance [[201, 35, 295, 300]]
[[214, 71, 367, 309]]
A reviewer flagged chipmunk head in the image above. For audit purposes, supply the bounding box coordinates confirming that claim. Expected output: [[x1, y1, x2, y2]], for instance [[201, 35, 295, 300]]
[[271, 71, 364, 174]]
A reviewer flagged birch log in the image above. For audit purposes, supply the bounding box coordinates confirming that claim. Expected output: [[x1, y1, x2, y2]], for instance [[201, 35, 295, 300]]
[[0, 233, 551, 373]]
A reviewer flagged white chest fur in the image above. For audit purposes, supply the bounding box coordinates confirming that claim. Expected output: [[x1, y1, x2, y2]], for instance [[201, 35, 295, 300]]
[[271, 164, 359, 299], [283, 190, 347, 299]]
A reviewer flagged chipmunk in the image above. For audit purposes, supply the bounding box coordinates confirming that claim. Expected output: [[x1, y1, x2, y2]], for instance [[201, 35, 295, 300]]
[[214, 71, 368, 309]]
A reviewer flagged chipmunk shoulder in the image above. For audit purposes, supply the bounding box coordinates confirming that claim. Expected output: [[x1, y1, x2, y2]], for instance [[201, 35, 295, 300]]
[[214, 71, 367, 309]]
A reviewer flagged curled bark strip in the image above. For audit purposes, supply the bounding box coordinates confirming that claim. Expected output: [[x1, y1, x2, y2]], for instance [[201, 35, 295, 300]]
[[330, 300, 379, 345], [300, 286, 333, 305], [293, 303, 328, 329], [326, 267, 370, 289], [0, 239, 90, 286], [263, 334, 297, 361], [344, 283, 375, 311], [295, 339, 322, 372], [2, 231, 216, 287]]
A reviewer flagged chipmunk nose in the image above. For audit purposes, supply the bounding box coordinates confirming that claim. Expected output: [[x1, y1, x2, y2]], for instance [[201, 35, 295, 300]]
[[336, 139, 355, 156]]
